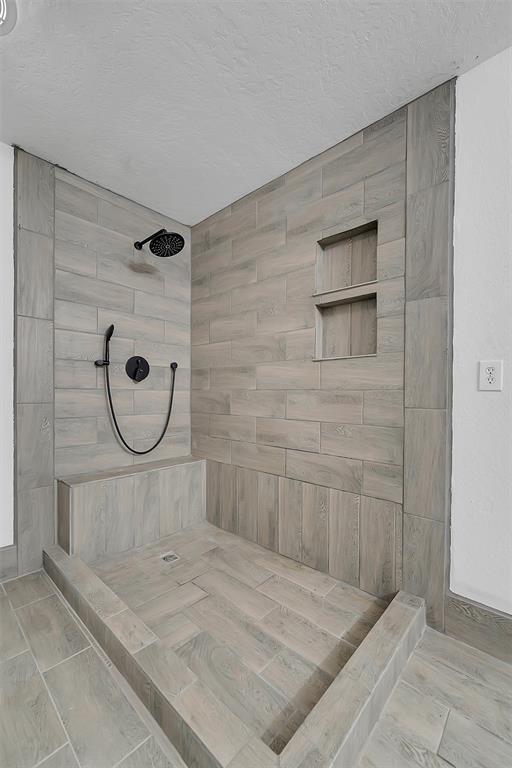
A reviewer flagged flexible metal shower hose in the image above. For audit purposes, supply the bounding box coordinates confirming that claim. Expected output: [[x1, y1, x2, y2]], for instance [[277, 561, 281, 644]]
[[104, 361, 177, 455]]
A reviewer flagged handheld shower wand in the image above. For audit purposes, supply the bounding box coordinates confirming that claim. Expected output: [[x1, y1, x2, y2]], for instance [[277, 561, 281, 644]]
[[95, 325, 178, 455], [95, 324, 115, 368]]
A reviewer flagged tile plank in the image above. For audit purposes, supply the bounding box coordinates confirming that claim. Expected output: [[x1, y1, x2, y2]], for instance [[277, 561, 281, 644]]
[[186, 595, 282, 673], [301, 483, 329, 572], [257, 472, 279, 552], [328, 490, 360, 586], [135, 583, 208, 635], [4, 571, 55, 609], [261, 648, 332, 717], [0, 592, 28, 662], [174, 680, 252, 766], [194, 569, 276, 621], [359, 496, 398, 598], [0, 651, 66, 768], [259, 606, 354, 678], [439, 710, 512, 768], [258, 576, 359, 639], [16, 594, 90, 672], [45, 647, 148, 768], [286, 449, 362, 494], [177, 631, 292, 746]]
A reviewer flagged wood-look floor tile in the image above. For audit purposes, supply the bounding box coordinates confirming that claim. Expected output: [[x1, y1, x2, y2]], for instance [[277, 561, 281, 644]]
[[0, 592, 27, 662], [117, 736, 184, 767], [38, 743, 80, 768], [4, 571, 55, 609], [417, 627, 512, 699], [260, 648, 332, 716], [44, 647, 149, 768], [135, 583, 207, 636], [255, 552, 336, 597], [16, 594, 90, 672], [105, 561, 181, 610], [227, 736, 279, 767], [279, 726, 330, 768], [151, 611, 201, 647], [402, 654, 512, 746], [177, 631, 293, 747], [323, 582, 386, 621], [194, 569, 277, 621], [201, 546, 272, 588], [379, 680, 449, 752], [185, 595, 282, 673], [439, 710, 512, 768], [257, 576, 359, 638], [174, 679, 252, 766], [259, 606, 354, 678], [165, 556, 211, 586], [134, 640, 196, 699], [104, 608, 157, 654], [357, 725, 450, 768], [0, 651, 66, 768], [171, 536, 218, 560]]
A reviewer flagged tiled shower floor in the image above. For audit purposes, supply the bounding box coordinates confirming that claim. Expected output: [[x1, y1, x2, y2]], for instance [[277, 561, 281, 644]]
[[91, 522, 387, 752]]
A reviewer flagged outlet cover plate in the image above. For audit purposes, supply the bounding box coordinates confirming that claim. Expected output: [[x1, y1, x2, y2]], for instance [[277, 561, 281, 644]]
[[478, 360, 503, 391]]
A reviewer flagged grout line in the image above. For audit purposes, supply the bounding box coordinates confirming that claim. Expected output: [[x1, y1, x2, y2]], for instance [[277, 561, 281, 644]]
[[32, 742, 72, 768], [435, 705, 451, 755], [111, 736, 151, 768], [0, 645, 30, 664], [11, 591, 57, 611], [42, 644, 92, 674]]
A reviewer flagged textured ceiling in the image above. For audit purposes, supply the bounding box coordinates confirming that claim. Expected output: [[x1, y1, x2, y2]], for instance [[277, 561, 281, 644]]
[[1, 1, 511, 225]]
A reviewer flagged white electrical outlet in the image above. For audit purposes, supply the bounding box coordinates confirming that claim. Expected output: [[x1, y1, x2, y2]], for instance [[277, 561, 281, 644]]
[[478, 360, 503, 391]]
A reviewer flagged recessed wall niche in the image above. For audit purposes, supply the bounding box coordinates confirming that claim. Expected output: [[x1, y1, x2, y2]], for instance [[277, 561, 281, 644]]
[[314, 222, 378, 360]]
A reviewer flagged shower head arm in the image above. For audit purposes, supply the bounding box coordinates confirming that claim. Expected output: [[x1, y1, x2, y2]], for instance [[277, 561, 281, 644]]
[[134, 229, 166, 250]]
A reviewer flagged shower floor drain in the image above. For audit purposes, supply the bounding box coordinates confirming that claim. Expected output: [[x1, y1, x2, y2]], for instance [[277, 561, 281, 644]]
[[161, 551, 180, 563]]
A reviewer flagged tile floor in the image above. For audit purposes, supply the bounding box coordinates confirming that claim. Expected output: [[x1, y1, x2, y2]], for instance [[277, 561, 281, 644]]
[[2, 525, 511, 768], [0, 570, 186, 768], [91, 522, 387, 753], [357, 626, 512, 768]]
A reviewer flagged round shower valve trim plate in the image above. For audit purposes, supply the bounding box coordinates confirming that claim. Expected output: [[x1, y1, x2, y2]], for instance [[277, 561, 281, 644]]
[[125, 356, 150, 382]]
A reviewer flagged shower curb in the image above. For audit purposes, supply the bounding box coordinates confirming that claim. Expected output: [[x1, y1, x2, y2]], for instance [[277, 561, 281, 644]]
[[43, 544, 425, 768]]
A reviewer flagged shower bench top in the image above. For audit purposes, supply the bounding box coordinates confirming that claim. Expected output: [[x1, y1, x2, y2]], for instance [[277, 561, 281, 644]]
[[59, 454, 203, 487]]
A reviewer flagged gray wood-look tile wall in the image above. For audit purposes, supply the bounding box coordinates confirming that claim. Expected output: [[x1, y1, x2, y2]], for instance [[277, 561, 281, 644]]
[[191, 108, 407, 598], [12, 150, 191, 576], [53, 168, 191, 477], [15, 151, 56, 576], [403, 81, 455, 630]]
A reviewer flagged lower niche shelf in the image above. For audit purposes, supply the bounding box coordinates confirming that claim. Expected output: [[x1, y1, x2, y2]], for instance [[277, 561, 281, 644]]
[[315, 283, 377, 360]]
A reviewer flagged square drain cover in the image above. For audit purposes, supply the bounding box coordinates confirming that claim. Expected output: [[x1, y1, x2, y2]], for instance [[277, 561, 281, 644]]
[[161, 551, 180, 563]]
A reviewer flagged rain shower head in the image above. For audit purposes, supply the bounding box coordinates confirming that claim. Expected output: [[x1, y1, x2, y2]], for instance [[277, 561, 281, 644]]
[[134, 229, 185, 257]]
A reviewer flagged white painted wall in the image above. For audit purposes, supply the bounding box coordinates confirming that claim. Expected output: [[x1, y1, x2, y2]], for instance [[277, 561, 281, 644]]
[[0, 141, 14, 548], [451, 47, 512, 615]]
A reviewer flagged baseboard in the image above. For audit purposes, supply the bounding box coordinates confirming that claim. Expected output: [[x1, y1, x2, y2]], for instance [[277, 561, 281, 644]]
[[445, 592, 512, 664]]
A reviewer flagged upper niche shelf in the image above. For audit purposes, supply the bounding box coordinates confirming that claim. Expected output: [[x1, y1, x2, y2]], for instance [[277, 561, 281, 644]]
[[316, 221, 377, 294]]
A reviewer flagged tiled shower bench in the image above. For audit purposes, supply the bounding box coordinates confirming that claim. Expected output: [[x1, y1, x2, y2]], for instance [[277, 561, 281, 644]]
[[57, 456, 206, 562]]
